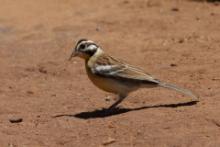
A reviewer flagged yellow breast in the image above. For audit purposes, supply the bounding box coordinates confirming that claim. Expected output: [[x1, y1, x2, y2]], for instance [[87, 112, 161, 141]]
[[84, 48, 136, 95], [85, 64, 133, 95]]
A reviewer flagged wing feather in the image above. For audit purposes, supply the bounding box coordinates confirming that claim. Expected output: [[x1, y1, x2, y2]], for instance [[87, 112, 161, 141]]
[[90, 55, 160, 84]]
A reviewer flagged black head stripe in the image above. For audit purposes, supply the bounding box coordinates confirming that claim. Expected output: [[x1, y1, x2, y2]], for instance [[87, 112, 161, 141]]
[[75, 39, 87, 52], [85, 50, 96, 56], [77, 38, 88, 45], [74, 39, 99, 57], [85, 43, 98, 56]]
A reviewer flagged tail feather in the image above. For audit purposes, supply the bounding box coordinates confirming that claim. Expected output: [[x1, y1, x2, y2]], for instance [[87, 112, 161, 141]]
[[158, 81, 199, 101]]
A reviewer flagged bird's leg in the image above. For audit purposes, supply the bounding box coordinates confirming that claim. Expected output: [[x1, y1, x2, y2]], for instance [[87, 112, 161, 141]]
[[108, 94, 127, 110]]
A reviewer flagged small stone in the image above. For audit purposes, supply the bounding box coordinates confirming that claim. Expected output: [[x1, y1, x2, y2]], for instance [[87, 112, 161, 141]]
[[102, 137, 116, 146], [170, 63, 177, 67], [123, 0, 129, 4], [163, 126, 171, 129], [105, 96, 111, 102], [26, 90, 34, 94], [195, 17, 200, 21], [105, 98, 110, 102], [210, 12, 215, 16], [212, 78, 220, 81], [38, 66, 47, 74], [9, 117, 23, 123], [96, 27, 100, 32], [171, 7, 179, 12], [210, 119, 220, 127], [108, 123, 115, 128], [178, 38, 184, 43]]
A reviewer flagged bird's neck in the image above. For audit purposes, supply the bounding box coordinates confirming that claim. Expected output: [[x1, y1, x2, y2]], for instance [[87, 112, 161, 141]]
[[86, 48, 104, 67]]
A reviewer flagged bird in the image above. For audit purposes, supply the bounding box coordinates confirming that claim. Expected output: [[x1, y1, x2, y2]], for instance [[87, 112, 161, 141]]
[[69, 39, 199, 109]]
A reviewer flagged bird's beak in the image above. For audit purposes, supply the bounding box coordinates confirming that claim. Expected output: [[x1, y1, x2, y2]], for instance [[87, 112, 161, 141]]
[[68, 52, 77, 61], [69, 43, 79, 61]]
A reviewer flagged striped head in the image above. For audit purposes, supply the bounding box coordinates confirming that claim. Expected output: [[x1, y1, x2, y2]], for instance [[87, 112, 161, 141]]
[[69, 39, 100, 60]]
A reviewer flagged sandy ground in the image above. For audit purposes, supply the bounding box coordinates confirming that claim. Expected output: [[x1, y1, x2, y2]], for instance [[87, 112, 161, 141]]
[[0, 0, 220, 146]]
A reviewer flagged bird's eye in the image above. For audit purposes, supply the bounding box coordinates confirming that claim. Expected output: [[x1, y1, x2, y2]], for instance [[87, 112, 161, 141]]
[[79, 44, 86, 49]]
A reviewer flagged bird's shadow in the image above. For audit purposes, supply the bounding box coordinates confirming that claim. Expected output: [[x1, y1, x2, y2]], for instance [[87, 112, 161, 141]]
[[53, 100, 198, 119]]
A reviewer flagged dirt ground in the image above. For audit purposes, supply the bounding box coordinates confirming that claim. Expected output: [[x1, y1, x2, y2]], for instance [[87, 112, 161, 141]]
[[0, 0, 220, 146]]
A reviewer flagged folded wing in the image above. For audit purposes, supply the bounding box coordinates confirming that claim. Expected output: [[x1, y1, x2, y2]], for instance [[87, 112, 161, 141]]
[[90, 55, 160, 85]]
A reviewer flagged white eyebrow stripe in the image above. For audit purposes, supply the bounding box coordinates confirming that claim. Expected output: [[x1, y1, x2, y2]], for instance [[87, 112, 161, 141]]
[[85, 44, 97, 51]]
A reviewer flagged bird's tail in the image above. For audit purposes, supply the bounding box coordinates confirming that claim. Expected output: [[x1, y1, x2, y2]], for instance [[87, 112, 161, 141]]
[[158, 81, 199, 101]]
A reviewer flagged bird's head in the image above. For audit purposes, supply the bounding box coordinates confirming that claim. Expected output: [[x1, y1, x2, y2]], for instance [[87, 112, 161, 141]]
[[69, 39, 100, 60]]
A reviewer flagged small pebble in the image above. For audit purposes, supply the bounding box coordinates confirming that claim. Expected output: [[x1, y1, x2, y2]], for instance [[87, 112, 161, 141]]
[[195, 17, 200, 21], [26, 90, 34, 94], [171, 7, 179, 12], [105, 98, 111, 102], [212, 78, 220, 81], [210, 12, 215, 16], [178, 38, 184, 43], [105, 96, 111, 102], [123, 0, 129, 4], [96, 27, 100, 32], [9, 117, 23, 123], [51, 94, 56, 97], [38, 67, 47, 74], [170, 63, 177, 67], [102, 137, 116, 146]]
